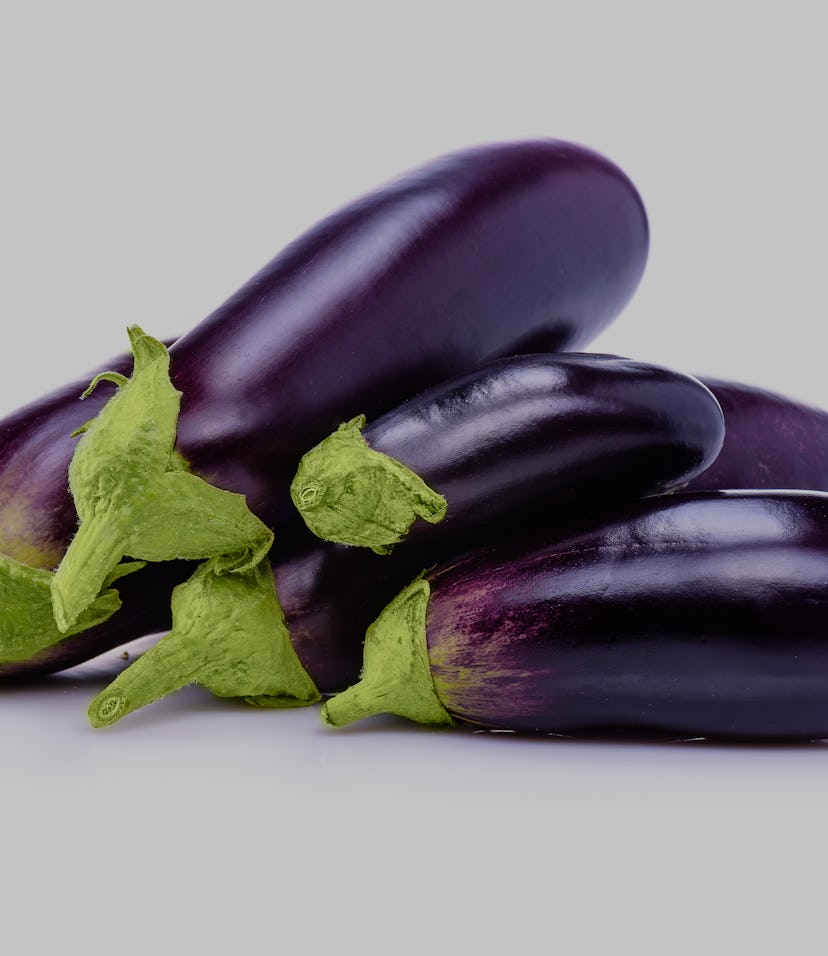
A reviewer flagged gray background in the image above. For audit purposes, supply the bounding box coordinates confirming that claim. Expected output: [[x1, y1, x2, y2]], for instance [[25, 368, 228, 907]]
[[2, 3, 825, 954]]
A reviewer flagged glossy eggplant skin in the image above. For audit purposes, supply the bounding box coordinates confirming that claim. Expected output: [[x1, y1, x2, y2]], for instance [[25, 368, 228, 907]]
[[275, 344, 728, 694], [171, 140, 648, 530], [196, 352, 725, 692], [272, 353, 724, 690], [423, 491, 828, 741], [685, 379, 828, 492], [0, 140, 648, 570], [362, 352, 723, 543]]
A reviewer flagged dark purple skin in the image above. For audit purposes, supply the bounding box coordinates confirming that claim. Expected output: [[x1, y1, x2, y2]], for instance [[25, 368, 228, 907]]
[[686, 379, 828, 492], [172, 139, 649, 530], [0, 138, 648, 574], [359, 352, 724, 542], [423, 491, 828, 741], [272, 351, 726, 691], [283, 352, 724, 687]]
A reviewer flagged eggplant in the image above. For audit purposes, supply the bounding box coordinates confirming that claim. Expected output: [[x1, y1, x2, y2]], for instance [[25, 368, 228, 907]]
[[0, 139, 648, 572], [290, 352, 724, 552], [10, 351, 726, 695], [1, 351, 719, 685], [322, 491, 828, 741], [172, 139, 648, 535], [686, 378, 828, 492], [0, 139, 648, 682]]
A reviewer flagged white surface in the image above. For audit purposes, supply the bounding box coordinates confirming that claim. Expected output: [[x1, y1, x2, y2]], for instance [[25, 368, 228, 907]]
[[2, 3, 827, 953]]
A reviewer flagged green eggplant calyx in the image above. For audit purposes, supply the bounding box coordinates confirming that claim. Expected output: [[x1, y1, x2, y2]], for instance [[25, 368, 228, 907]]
[[51, 326, 273, 631], [321, 574, 453, 728], [290, 415, 446, 554], [88, 559, 319, 728], [0, 553, 131, 665]]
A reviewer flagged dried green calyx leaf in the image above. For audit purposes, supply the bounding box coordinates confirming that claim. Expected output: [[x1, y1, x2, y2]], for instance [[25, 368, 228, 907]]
[[321, 574, 453, 728], [87, 558, 320, 728], [0, 553, 137, 665], [51, 326, 273, 631], [290, 415, 447, 554]]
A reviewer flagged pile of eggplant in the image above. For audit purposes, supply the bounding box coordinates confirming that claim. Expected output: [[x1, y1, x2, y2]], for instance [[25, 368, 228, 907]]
[[2, 138, 828, 741]]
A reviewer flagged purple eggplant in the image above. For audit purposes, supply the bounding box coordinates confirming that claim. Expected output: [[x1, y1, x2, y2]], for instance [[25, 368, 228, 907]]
[[199, 353, 725, 693], [172, 139, 649, 530], [0, 139, 648, 572], [290, 352, 724, 552], [322, 491, 828, 741], [686, 378, 828, 492], [1, 351, 721, 686]]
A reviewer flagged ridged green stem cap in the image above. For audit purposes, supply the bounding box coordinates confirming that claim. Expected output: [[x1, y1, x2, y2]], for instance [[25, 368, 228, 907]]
[[88, 559, 320, 728], [51, 327, 273, 631], [321, 575, 453, 728], [0, 554, 142, 664], [290, 416, 447, 554]]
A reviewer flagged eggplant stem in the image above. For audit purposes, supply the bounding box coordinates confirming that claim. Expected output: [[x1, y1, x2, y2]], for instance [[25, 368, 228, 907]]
[[53, 326, 274, 630], [88, 632, 204, 728], [51, 505, 126, 632], [1, 554, 123, 665], [321, 575, 453, 728], [290, 414, 447, 553], [88, 560, 320, 728]]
